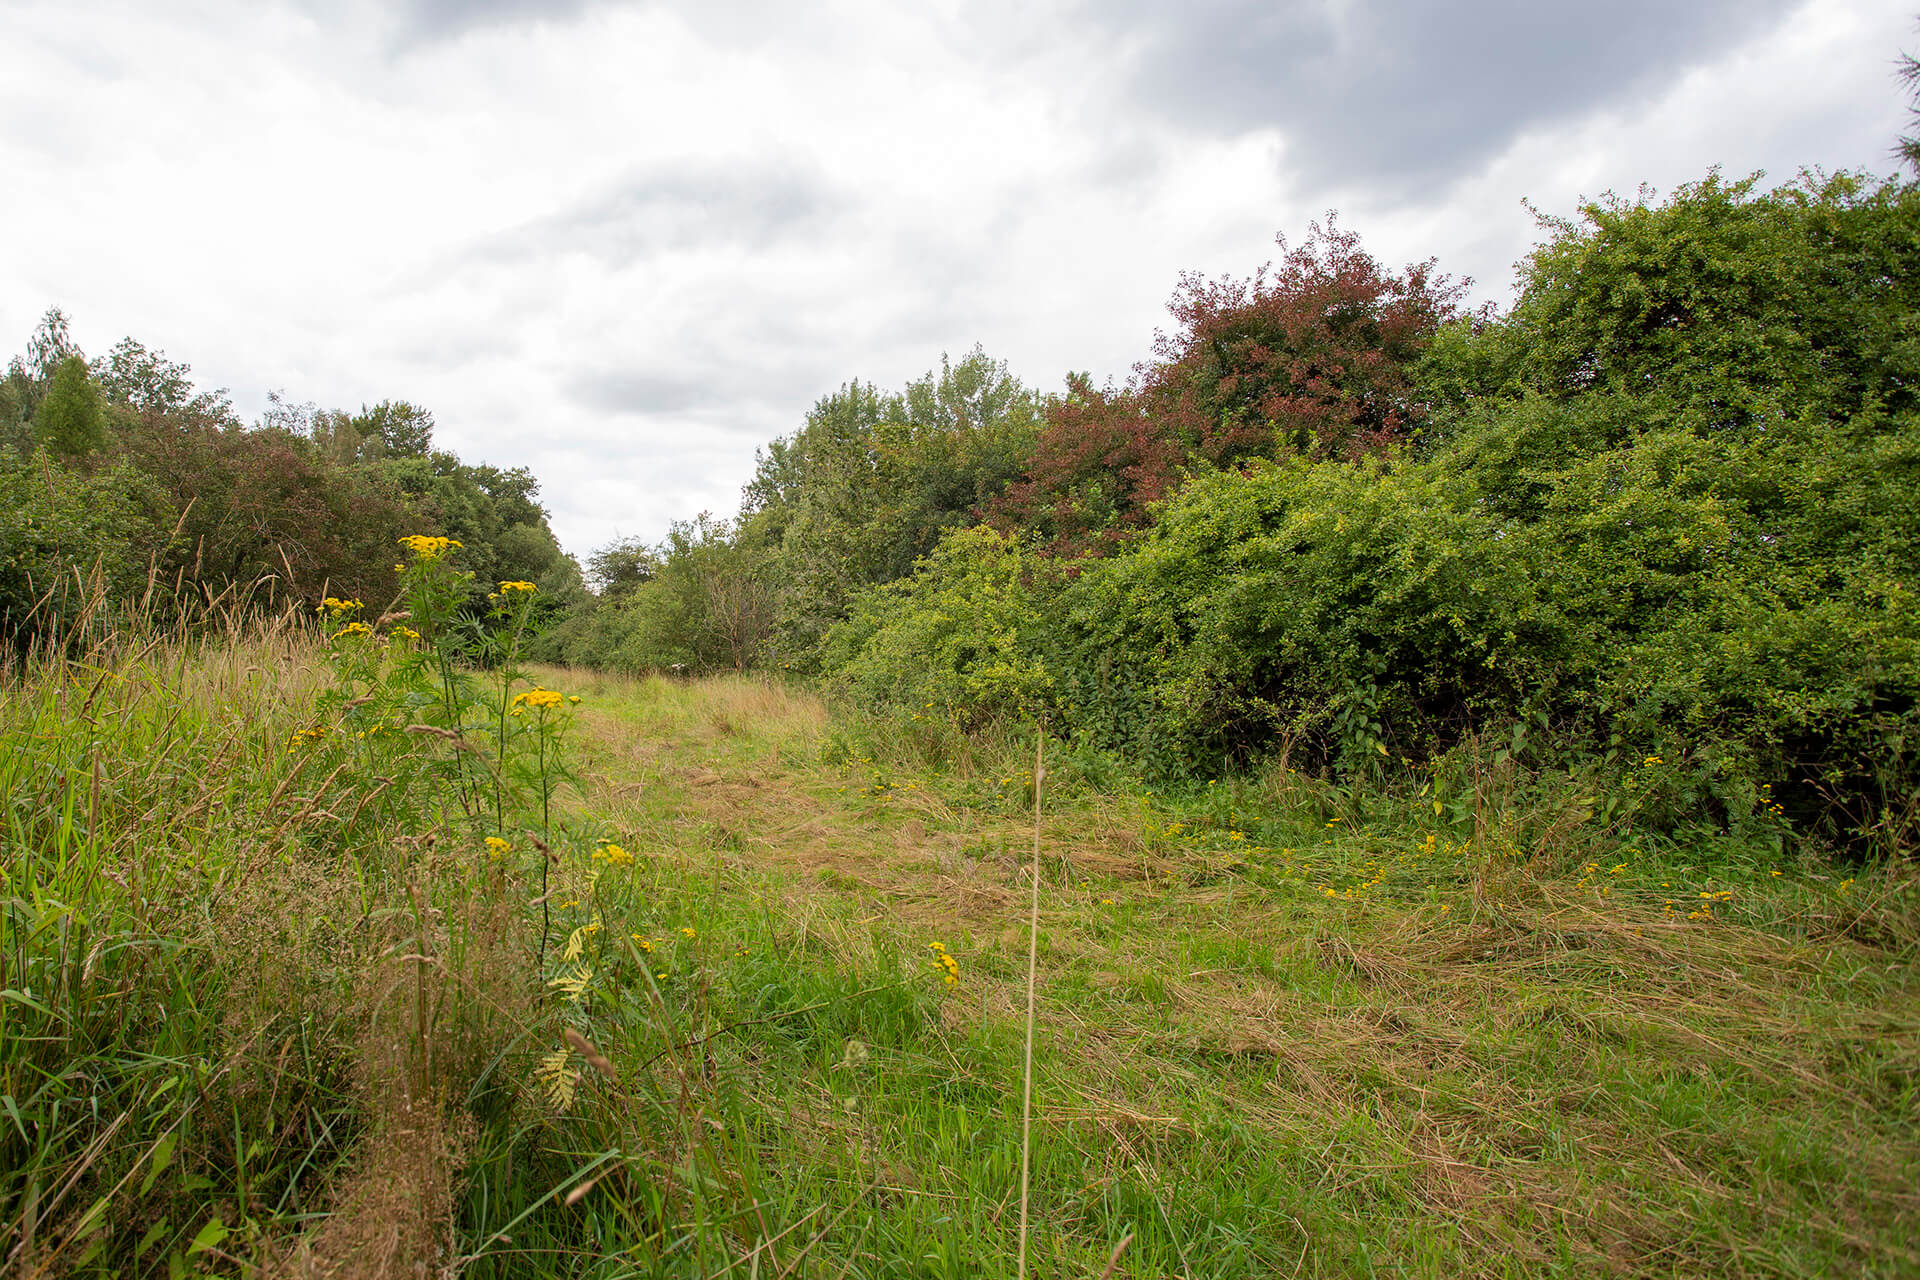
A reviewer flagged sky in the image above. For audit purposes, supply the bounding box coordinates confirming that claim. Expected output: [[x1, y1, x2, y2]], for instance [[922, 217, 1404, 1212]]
[[3, 0, 1913, 558]]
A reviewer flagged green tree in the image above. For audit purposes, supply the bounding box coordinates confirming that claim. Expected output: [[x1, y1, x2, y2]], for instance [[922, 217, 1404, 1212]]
[[92, 336, 238, 427], [34, 355, 105, 457], [351, 400, 435, 458], [1899, 38, 1920, 172]]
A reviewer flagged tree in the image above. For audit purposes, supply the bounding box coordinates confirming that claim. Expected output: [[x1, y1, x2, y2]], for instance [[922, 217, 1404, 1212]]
[[587, 536, 659, 596], [993, 219, 1466, 553], [35, 355, 105, 457], [92, 337, 237, 427], [1899, 36, 1920, 172], [4, 307, 82, 430], [350, 400, 435, 458]]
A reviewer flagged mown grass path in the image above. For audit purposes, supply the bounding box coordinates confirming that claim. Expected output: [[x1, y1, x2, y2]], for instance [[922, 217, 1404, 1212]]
[[530, 670, 1920, 1280]]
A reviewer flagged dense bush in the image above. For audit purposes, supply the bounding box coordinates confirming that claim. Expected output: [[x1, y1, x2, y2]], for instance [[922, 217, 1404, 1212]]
[[0, 446, 163, 641], [813, 171, 1920, 853], [823, 525, 1063, 728]]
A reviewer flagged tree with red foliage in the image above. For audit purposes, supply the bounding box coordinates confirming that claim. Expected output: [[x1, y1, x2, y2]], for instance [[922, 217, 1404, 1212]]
[[994, 219, 1467, 554], [989, 377, 1185, 558]]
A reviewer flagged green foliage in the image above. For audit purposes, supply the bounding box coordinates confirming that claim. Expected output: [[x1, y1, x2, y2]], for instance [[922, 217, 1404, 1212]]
[[742, 348, 1045, 658], [540, 514, 772, 673], [0, 447, 159, 642], [818, 171, 1920, 855], [823, 525, 1062, 727], [93, 336, 239, 427], [34, 354, 106, 457]]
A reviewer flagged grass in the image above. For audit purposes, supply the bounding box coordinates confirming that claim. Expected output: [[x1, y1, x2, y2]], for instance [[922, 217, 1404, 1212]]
[[5, 639, 1918, 1277]]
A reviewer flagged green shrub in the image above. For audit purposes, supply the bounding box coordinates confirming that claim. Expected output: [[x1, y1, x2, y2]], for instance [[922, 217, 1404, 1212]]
[[0, 447, 159, 644], [823, 525, 1063, 728]]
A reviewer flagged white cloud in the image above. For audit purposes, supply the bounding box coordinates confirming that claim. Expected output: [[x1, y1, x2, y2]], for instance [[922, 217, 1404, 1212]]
[[2, 0, 1912, 556]]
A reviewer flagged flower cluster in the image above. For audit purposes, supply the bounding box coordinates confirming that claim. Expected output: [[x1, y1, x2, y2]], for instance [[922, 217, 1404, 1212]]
[[592, 842, 633, 867], [390, 625, 422, 642], [512, 688, 564, 711], [498, 580, 538, 593], [485, 835, 512, 860], [331, 620, 374, 640], [928, 941, 959, 987], [397, 534, 463, 561], [319, 596, 363, 618], [286, 726, 328, 753]]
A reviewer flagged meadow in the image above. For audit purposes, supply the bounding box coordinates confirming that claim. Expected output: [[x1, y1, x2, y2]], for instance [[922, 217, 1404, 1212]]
[[5, 610, 1917, 1278]]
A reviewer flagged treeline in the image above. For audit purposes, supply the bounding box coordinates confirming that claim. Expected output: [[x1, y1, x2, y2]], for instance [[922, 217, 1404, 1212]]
[[0, 311, 582, 643], [546, 171, 1920, 855]]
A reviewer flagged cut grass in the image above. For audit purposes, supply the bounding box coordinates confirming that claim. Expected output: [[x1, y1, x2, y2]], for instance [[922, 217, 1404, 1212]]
[[500, 668, 1920, 1278]]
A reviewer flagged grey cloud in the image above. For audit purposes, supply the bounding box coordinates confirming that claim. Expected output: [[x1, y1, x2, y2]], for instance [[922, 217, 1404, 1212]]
[[563, 354, 835, 420], [1091, 0, 1801, 192], [477, 161, 843, 267], [565, 370, 707, 415], [391, 0, 598, 43], [385, 0, 803, 48]]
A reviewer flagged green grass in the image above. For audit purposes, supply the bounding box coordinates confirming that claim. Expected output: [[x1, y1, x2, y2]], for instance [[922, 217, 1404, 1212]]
[[5, 646, 1918, 1277], [506, 669, 1920, 1279]]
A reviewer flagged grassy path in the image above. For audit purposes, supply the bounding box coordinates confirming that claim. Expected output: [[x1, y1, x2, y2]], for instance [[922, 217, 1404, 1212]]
[[522, 669, 1920, 1279]]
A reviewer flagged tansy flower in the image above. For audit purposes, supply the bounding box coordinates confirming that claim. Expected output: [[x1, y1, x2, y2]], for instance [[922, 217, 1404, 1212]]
[[397, 534, 463, 560], [592, 842, 633, 867], [485, 836, 511, 860], [332, 621, 373, 639], [927, 942, 959, 986], [499, 580, 537, 593], [513, 688, 565, 710], [390, 625, 421, 642]]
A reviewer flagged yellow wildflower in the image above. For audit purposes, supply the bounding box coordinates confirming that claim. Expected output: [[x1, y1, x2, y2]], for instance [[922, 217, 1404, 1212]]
[[390, 625, 421, 642], [928, 942, 959, 986], [485, 836, 511, 860], [592, 842, 633, 867], [680, 926, 696, 939], [498, 580, 538, 593], [332, 621, 373, 640], [513, 688, 565, 710], [397, 534, 463, 561]]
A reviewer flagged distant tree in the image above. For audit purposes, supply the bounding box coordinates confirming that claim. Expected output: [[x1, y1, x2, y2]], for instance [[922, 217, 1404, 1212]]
[[740, 352, 1046, 658], [587, 536, 659, 596], [351, 400, 435, 458], [34, 356, 105, 457], [4, 307, 82, 428], [20, 307, 80, 384], [1899, 37, 1920, 172], [93, 336, 239, 427]]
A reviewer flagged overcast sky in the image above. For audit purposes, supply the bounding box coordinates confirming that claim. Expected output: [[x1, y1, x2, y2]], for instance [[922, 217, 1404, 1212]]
[[4, 0, 1913, 557]]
